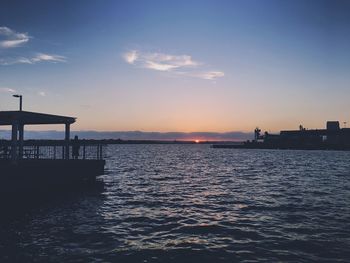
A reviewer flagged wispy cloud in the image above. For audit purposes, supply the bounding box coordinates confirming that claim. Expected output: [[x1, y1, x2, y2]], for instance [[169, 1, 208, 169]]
[[38, 91, 46, 97], [192, 71, 225, 80], [0, 87, 16, 93], [123, 50, 224, 80], [32, 53, 66, 63], [0, 26, 67, 66], [123, 50, 138, 64], [145, 61, 179, 71], [0, 26, 30, 48], [0, 53, 67, 65], [124, 50, 198, 71], [0, 57, 31, 65]]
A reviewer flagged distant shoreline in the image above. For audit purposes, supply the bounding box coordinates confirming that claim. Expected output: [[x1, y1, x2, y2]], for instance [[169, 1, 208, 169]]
[[0, 130, 252, 142], [0, 139, 244, 145]]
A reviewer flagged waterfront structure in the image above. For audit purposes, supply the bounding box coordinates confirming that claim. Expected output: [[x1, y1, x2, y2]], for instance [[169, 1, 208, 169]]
[[0, 110, 105, 195], [263, 121, 350, 149], [213, 121, 350, 150]]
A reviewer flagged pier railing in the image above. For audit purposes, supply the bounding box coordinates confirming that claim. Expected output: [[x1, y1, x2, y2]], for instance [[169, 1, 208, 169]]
[[0, 140, 105, 160]]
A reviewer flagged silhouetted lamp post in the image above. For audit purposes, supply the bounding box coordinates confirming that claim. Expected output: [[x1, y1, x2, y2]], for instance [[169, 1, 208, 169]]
[[13, 94, 23, 111]]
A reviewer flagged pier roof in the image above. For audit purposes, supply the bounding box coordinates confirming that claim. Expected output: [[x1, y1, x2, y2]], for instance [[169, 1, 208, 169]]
[[0, 111, 76, 125]]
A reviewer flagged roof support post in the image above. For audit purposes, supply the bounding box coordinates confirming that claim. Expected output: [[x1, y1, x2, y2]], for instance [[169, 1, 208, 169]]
[[11, 122, 18, 161], [65, 123, 70, 160], [18, 124, 24, 159]]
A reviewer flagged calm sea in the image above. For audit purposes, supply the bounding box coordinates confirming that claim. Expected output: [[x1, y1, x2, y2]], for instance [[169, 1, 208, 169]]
[[1, 145, 350, 262]]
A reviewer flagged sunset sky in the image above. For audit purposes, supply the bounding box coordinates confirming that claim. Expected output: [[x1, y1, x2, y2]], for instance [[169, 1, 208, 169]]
[[1, 0, 349, 134]]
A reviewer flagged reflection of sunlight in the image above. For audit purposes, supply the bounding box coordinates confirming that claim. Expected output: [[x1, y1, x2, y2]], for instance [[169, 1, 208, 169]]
[[114, 235, 214, 251]]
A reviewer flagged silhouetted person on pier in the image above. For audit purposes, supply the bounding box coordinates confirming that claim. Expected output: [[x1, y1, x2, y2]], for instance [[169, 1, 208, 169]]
[[72, 135, 80, 159]]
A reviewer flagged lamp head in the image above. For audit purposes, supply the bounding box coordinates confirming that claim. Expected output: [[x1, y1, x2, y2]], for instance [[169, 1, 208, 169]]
[[13, 94, 21, 98]]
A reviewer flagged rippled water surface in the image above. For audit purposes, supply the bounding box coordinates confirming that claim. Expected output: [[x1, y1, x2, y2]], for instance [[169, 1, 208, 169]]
[[1, 145, 350, 262]]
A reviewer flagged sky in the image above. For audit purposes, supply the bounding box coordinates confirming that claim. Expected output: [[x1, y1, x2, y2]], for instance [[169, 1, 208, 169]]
[[1, 0, 350, 135]]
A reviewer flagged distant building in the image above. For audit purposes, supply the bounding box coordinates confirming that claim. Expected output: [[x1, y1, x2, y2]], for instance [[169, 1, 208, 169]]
[[327, 121, 340, 131], [258, 120, 350, 150]]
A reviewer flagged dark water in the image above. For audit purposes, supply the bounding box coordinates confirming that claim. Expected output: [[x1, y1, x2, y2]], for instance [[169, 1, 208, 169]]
[[1, 145, 350, 262]]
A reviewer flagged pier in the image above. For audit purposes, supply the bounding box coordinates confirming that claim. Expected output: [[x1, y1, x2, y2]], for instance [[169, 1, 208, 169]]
[[0, 111, 106, 195]]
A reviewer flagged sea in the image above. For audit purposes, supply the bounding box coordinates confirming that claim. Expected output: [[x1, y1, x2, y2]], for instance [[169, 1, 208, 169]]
[[1, 144, 350, 262]]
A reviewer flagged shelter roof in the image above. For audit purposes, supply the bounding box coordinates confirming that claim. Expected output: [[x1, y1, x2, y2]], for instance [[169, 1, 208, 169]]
[[0, 111, 76, 126]]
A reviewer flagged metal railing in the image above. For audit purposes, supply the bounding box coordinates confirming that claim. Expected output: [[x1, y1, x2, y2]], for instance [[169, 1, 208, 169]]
[[0, 140, 105, 160]]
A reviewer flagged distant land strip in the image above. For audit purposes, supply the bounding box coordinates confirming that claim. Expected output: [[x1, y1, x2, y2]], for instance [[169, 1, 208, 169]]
[[0, 130, 252, 141]]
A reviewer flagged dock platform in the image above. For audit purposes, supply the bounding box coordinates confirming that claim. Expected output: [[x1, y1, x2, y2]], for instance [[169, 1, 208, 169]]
[[0, 110, 106, 195]]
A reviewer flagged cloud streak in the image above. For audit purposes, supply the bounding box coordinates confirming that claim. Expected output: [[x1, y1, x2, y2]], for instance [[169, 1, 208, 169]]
[[192, 71, 225, 80], [123, 50, 224, 80], [0, 53, 67, 65], [0, 26, 67, 66], [0, 26, 30, 48], [32, 53, 66, 63]]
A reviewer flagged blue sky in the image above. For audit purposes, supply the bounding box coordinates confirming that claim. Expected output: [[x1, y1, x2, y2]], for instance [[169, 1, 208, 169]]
[[1, 0, 350, 134]]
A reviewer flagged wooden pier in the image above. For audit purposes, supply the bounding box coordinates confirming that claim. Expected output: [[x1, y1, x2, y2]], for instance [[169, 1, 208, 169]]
[[0, 111, 106, 195]]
